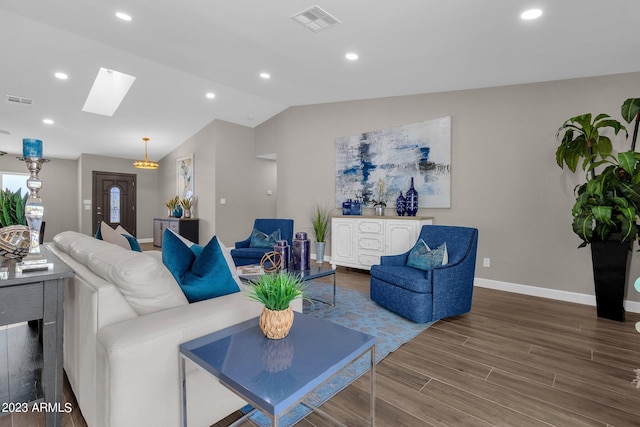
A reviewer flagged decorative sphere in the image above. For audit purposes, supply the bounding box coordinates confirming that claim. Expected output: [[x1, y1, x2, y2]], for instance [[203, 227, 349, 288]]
[[261, 251, 283, 272], [635, 277, 640, 293]]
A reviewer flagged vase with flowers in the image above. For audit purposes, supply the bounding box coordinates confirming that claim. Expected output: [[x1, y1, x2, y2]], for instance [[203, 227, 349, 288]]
[[371, 178, 387, 216]]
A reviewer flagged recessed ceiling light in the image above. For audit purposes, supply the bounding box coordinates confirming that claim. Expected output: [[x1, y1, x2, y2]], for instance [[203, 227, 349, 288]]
[[260, 72, 271, 79], [345, 52, 359, 61], [42, 118, 54, 125], [521, 9, 542, 20], [205, 92, 215, 99], [115, 11, 132, 21], [54, 72, 68, 80]]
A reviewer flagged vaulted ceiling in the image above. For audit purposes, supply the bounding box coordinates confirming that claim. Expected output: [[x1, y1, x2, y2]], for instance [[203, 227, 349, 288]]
[[1, 1, 639, 160]]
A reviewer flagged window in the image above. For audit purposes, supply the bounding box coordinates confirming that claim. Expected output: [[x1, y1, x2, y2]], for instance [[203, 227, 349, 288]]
[[110, 187, 121, 223], [0, 172, 29, 195]]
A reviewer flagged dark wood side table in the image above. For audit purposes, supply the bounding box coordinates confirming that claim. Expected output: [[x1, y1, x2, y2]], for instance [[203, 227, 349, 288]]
[[153, 218, 199, 247], [0, 247, 74, 427]]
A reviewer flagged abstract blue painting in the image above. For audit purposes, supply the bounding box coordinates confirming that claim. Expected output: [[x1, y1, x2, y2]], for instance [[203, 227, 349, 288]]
[[335, 117, 451, 208]]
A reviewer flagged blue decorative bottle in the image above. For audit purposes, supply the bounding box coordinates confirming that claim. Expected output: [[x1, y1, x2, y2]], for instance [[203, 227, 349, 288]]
[[405, 177, 418, 216], [342, 199, 352, 215], [292, 232, 310, 270], [395, 191, 406, 216]]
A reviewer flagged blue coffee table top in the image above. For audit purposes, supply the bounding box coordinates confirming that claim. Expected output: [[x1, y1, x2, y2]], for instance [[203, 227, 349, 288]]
[[179, 312, 375, 416]]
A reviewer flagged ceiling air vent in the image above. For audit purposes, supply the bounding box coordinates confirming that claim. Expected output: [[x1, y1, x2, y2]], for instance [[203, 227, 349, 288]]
[[6, 95, 34, 106], [290, 5, 341, 33]]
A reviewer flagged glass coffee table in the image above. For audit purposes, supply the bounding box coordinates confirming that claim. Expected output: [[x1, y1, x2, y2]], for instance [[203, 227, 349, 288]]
[[239, 264, 337, 307], [179, 313, 376, 427]]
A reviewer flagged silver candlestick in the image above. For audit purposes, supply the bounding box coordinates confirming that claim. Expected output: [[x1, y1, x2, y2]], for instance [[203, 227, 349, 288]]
[[16, 157, 53, 272]]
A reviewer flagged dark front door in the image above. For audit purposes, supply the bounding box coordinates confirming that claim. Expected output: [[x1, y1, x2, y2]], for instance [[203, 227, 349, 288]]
[[92, 171, 137, 236]]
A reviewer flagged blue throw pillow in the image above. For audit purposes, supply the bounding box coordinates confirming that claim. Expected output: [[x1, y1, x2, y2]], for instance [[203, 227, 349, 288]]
[[249, 228, 280, 248], [162, 229, 240, 303], [406, 240, 448, 271], [121, 234, 142, 252]]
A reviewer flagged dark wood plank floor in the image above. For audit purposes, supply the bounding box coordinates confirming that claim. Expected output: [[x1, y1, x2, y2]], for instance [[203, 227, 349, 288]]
[[222, 267, 640, 427], [5, 260, 640, 426]]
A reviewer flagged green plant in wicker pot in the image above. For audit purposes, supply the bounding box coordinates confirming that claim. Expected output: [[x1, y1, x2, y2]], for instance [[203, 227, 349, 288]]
[[309, 203, 331, 264], [555, 98, 640, 321], [246, 271, 305, 339]]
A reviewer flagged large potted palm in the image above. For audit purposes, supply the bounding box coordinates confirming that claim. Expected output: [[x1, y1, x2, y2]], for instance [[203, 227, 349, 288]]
[[555, 98, 640, 321]]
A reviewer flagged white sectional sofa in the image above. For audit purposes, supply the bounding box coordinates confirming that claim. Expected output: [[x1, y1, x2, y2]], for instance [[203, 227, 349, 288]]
[[47, 230, 289, 427]]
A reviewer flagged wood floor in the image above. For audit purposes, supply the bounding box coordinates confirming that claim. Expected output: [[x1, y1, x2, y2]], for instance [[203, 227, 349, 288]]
[[4, 266, 640, 426], [222, 268, 640, 427]]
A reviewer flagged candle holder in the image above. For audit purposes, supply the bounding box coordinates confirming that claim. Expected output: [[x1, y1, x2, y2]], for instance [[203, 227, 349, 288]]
[[16, 156, 53, 273]]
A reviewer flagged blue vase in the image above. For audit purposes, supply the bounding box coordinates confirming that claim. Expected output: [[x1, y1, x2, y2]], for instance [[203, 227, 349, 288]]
[[405, 177, 418, 216], [173, 205, 183, 218], [396, 191, 406, 216], [350, 200, 361, 216], [342, 199, 352, 215]]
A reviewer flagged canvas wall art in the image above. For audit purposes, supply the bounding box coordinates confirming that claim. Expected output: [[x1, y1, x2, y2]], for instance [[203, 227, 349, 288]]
[[335, 116, 451, 209], [176, 155, 194, 199]]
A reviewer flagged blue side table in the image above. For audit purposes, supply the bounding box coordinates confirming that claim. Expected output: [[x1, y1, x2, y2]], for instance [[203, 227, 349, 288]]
[[179, 313, 376, 426]]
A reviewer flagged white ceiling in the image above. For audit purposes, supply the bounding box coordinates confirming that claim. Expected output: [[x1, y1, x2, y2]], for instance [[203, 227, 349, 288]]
[[1, 0, 639, 161]]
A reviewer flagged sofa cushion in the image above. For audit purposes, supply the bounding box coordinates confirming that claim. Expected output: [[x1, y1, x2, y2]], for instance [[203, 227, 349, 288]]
[[162, 229, 240, 303], [54, 231, 187, 315], [406, 240, 448, 271], [249, 228, 280, 248]]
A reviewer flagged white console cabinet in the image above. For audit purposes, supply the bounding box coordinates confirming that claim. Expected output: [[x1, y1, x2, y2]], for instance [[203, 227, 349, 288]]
[[331, 216, 433, 270]]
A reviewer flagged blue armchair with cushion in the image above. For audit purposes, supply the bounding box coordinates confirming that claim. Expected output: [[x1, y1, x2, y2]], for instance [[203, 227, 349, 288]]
[[230, 218, 294, 267], [370, 225, 478, 323]]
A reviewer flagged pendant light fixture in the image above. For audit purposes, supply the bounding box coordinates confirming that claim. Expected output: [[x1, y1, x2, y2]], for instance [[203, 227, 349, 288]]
[[133, 137, 158, 170]]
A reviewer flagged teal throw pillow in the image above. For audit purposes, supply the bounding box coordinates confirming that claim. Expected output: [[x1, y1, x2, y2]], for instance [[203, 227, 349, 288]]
[[406, 240, 448, 271], [162, 229, 240, 303], [249, 228, 280, 248], [121, 234, 142, 252]]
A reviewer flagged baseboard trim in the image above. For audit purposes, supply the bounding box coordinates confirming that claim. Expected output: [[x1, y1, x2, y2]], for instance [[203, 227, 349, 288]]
[[474, 277, 640, 314], [138, 238, 153, 243]]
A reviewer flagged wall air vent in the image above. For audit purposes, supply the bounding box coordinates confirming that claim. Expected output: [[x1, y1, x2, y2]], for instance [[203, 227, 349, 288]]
[[290, 5, 341, 33], [5, 95, 34, 106]]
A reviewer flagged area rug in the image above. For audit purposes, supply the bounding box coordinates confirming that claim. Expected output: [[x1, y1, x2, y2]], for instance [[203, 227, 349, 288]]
[[247, 281, 433, 426]]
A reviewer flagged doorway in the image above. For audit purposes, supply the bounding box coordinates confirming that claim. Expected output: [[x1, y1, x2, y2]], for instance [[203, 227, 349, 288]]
[[92, 171, 137, 236]]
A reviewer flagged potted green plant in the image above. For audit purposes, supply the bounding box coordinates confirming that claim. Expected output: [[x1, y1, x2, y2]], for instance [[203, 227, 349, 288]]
[[309, 203, 331, 264], [0, 188, 31, 260], [246, 271, 305, 339], [0, 188, 28, 227], [555, 98, 640, 321]]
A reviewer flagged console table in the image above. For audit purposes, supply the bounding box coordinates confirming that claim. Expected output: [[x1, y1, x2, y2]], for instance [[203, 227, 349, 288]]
[[331, 216, 434, 270], [153, 218, 199, 247], [0, 248, 74, 427]]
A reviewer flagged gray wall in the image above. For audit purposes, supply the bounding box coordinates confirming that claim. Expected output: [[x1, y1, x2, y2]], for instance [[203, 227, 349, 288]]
[[78, 154, 159, 238], [255, 71, 640, 303], [158, 119, 276, 246], [0, 155, 77, 240]]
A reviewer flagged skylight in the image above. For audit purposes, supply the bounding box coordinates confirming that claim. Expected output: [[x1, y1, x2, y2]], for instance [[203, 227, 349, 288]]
[[82, 67, 136, 117]]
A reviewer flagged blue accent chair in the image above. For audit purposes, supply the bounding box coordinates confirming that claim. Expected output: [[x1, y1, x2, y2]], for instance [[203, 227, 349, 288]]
[[370, 225, 478, 323], [230, 218, 294, 267]]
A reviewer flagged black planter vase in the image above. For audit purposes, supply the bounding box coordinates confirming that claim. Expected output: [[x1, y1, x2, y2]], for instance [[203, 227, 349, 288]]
[[590, 233, 630, 321]]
